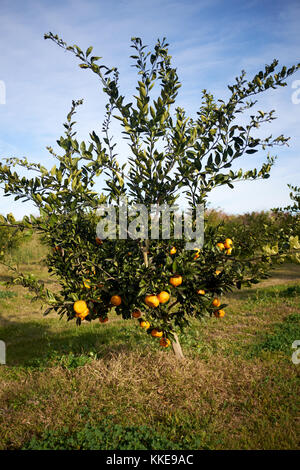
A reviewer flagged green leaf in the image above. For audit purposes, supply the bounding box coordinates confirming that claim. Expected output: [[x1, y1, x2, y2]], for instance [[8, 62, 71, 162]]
[[86, 46, 93, 57], [172, 260, 178, 273]]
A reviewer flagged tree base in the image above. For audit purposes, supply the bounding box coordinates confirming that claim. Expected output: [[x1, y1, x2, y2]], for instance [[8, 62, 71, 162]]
[[172, 333, 184, 360]]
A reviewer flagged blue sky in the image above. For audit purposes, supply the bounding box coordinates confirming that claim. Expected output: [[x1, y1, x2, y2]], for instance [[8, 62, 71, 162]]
[[0, 0, 299, 218]]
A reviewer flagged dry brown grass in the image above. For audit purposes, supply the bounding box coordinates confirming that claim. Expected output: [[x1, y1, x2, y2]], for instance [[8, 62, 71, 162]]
[[0, 349, 299, 450]]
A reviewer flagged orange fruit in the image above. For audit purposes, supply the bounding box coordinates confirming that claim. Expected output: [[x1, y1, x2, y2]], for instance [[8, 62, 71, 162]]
[[193, 252, 200, 260], [111, 295, 122, 306], [159, 337, 171, 348], [151, 329, 163, 338], [77, 308, 89, 320], [140, 320, 150, 329], [226, 247, 232, 255], [224, 238, 233, 249], [99, 316, 109, 323], [132, 309, 142, 318], [216, 242, 225, 250], [157, 291, 170, 304], [197, 289, 205, 295], [74, 300, 88, 315], [215, 270, 221, 276], [214, 309, 225, 318], [95, 237, 103, 245], [169, 275, 182, 287], [144, 295, 160, 308], [170, 246, 177, 255], [212, 298, 221, 307]]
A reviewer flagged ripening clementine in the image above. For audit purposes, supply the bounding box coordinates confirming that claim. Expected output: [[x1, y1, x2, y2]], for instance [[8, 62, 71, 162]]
[[159, 337, 171, 348], [170, 246, 176, 255], [95, 237, 103, 245], [111, 295, 122, 306], [74, 300, 88, 315], [169, 275, 182, 287], [216, 242, 225, 250], [212, 298, 221, 307], [214, 309, 225, 318], [197, 289, 205, 295], [224, 238, 233, 249], [215, 270, 221, 276], [226, 247, 233, 255], [157, 291, 170, 304], [132, 309, 142, 318], [76, 308, 89, 320], [151, 329, 163, 338], [140, 320, 150, 329], [145, 295, 160, 308]]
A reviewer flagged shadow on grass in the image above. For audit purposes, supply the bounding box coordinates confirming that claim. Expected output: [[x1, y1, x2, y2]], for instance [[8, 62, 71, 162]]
[[0, 315, 153, 368]]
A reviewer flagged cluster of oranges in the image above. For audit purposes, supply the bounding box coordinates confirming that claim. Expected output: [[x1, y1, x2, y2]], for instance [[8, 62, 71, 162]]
[[212, 297, 225, 318], [172, 245, 201, 261], [131, 308, 171, 348], [139, 272, 183, 348], [144, 291, 170, 308], [73, 294, 122, 323], [143, 273, 182, 309], [73, 300, 90, 320], [216, 238, 233, 255], [196, 292, 225, 318], [73, 240, 229, 346]]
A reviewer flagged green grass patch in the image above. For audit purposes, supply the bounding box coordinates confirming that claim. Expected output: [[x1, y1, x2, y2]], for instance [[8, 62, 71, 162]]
[[243, 284, 300, 308], [247, 313, 300, 358], [0, 290, 17, 299]]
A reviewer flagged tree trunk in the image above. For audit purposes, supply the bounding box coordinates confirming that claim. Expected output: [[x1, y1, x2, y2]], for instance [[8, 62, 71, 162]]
[[172, 333, 185, 360], [142, 240, 149, 267]]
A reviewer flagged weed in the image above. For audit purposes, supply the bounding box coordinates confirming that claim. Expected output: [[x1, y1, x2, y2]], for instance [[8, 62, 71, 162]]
[[22, 417, 185, 450]]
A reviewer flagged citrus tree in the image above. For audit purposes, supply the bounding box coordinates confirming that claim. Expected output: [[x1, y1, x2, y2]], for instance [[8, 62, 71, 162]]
[[0, 34, 299, 358]]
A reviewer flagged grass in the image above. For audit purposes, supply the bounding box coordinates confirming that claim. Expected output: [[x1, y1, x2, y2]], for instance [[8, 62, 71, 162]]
[[0, 237, 299, 450]]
